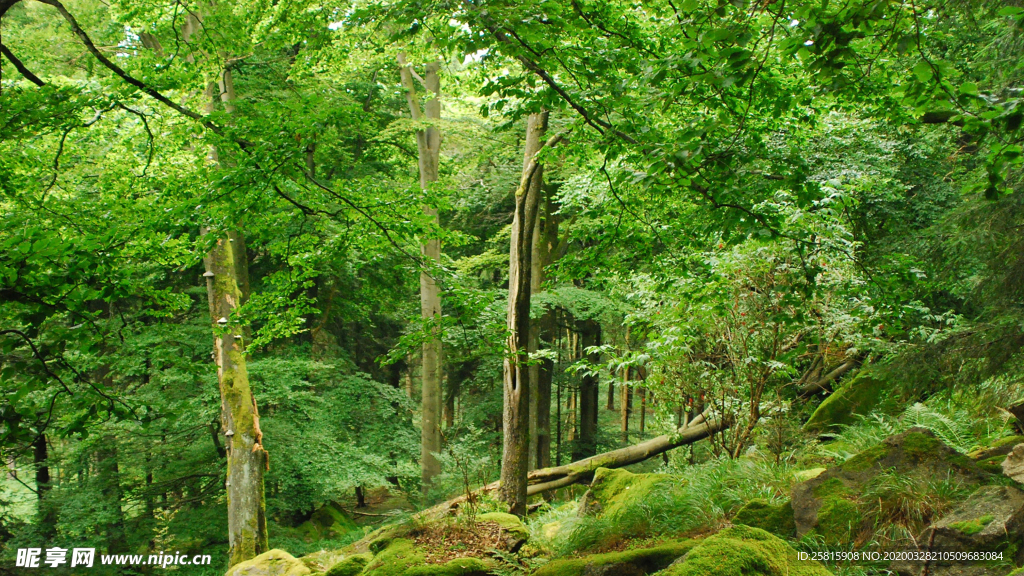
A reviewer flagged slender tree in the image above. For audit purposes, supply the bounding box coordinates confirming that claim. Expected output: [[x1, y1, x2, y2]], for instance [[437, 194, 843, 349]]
[[398, 54, 444, 489]]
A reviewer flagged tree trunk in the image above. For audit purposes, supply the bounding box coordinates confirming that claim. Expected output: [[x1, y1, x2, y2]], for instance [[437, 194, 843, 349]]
[[398, 54, 444, 491], [639, 387, 647, 437], [205, 232, 269, 566], [500, 112, 548, 516], [607, 382, 615, 411], [620, 367, 631, 444], [575, 319, 600, 460], [97, 438, 128, 553]]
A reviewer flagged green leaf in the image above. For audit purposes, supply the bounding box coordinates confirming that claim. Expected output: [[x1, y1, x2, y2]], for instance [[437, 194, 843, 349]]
[[913, 61, 933, 82], [997, 6, 1023, 16]]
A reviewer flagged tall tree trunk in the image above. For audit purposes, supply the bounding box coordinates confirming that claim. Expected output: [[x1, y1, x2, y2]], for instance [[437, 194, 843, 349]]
[[639, 387, 647, 438], [398, 54, 444, 490], [530, 179, 559, 470], [500, 112, 548, 516], [575, 319, 600, 460], [205, 232, 269, 566], [97, 438, 128, 553], [620, 367, 631, 444]]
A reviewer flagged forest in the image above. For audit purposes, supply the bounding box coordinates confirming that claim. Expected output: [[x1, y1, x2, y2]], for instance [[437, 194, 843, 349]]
[[1, 0, 1024, 575]]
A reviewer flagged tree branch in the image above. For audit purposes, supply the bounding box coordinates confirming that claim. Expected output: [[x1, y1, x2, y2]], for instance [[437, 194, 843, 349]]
[[0, 43, 46, 86]]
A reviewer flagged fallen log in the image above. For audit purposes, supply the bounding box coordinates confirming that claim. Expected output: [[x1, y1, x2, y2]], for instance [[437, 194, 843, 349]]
[[422, 411, 730, 519]]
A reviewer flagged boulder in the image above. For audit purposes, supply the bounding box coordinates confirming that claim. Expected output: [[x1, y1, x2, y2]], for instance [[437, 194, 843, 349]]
[[1003, 444, 1024, 483], [732, 499, 796, 538], [803, 371, 888, 433], [225, 550, 311, 576], [298, 502, 358, 541], [891, 485, 1024, 576], [475, 512, 528, 552], [577, 468, 680, 519], [660, 525, 832, 576], [532, 540, 695, 576], [324, 553, 372, 576], [792, 428, 988, 543]]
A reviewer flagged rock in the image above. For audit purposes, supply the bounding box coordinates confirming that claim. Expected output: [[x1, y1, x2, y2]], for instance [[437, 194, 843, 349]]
[[891, 485, 1024, 576], [324, 553, 372, 576], [732, 499, 796, 538], [532, 540, 695, 576], [968, 435, 1024, 461], [792, 428, 988, 543], [793, 468, 826, 482], [225, 550, 311, 576], [577, 467, 680, 519], [1002, 444, 1024, 483], [803, 371, 888, 433], [660, 525, 832, 576], [476, 512, 528, 552], [298, 502, 358, 541], [361, 538, 490, 576]]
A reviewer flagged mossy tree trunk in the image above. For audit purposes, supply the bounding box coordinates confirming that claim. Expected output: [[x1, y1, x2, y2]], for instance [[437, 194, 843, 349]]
[[398, 54, 444, 490], [204, 232, 268, 567], [501, 111, 549, 515]]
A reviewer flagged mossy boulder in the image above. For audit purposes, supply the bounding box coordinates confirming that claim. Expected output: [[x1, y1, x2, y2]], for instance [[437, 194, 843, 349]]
[[361, 538, 490, 576], [533, 540, 696, 576], [732, 499, 796, 538], [476, 512, 528, 551], [660, 526, 832, 576], [578, 467, 679, 519], [803, 371, 888, 433], [890, 485, 1024, 576], [792, 428, 989, 543], [324, 553, 372, 576], [225, 549, 311, 576], [298, 503, 359, 541]]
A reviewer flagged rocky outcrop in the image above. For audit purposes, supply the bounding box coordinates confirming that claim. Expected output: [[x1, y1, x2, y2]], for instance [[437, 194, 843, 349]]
[[791, 428, 988, 543], [225, 550, 311, 576], [890, 485, 1024, 576], [1002, 444, 1024, 483], [660, 526, 832, 576]]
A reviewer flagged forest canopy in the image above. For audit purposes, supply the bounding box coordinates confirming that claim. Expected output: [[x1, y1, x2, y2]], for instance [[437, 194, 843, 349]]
[[1, 0, 1024, 575]]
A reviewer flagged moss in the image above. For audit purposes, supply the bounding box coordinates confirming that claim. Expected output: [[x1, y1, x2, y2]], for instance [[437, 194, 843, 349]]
[[979, 454, 1007, 474], [300, 503, 358, 540], [325, 553, 372, 576], [812, 478, 850, 499], [403, 558, 490, 576], [949, 514, 996, 536], [225, 549, 311, 576], [992, 436, 1024, 449], [533, 540, 696, 576], [901, 431, 942, 460], [732, 500, 796, 537], [814, 498, 861, 544], [662, 526, 831, 576], [363, 539, 424, 576], [804, 372, 888, 433], [476, 512, 527, 536], [839, 444, 888, 473], [586, 467, 677, 519]]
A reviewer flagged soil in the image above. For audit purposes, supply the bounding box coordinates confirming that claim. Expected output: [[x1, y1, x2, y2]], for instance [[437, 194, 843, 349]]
[[411, 520, 509, 564]]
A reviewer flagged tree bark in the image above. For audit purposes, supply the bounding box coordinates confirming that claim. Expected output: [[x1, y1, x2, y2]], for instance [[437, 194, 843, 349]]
[[500, 111, 549, 515], [398, 54, 444, 490], [205, 233, 269, 566], [575, 319, 600, 460], [620, 367, 631, 444]]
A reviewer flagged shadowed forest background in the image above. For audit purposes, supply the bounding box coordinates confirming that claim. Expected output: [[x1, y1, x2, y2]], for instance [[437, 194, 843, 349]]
[[2, 0, 1024, 575]]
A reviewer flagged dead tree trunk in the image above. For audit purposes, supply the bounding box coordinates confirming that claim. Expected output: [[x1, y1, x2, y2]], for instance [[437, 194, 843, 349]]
[[501, 112, 550, 515], [398, 54, 444, 490]]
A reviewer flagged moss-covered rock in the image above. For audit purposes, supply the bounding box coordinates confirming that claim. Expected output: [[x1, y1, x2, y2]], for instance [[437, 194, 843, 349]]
[[660, 526, 832, 576], [476, 512, 528, 551], [803, 371, 888, 433], [533, 540, 696, 576], [298, 503, 359, 541], [578, 468, 679, 519], [890, 485, 1024, 576], [225, 549, 311, 576], [792, 428, 990, 543], [324, 553, 372, 576], [732, 499, 796, 538]]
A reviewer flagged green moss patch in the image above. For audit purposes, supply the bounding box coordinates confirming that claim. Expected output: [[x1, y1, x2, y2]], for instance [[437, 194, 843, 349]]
[[583, 467, 679, 519], [732, 499, 796, 538], [325, 553, 372, 576], [949, 514, 995, 536], [661, 526, 832, 576], [533, 540, 696, 576]]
